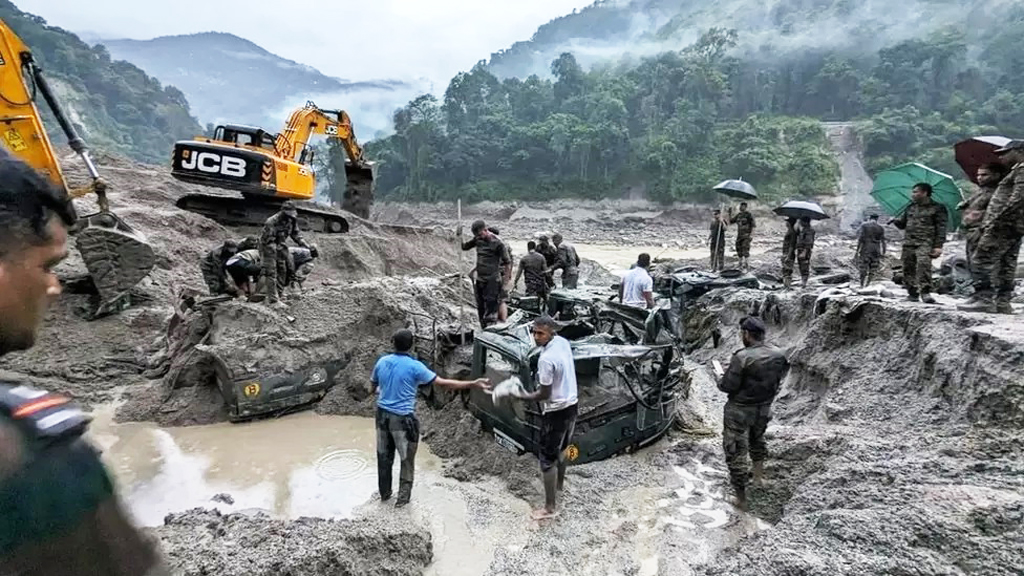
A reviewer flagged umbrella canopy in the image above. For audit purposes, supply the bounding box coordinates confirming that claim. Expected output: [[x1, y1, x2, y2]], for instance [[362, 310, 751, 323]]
[[870, 162, 963, 230], [773, 200, 830, 221], [713, 179, 757, 200], [954, 136, 1011, 184]]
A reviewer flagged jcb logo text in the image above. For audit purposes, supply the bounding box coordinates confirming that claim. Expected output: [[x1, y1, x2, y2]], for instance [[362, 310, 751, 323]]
[[181, 151, 247, 178]]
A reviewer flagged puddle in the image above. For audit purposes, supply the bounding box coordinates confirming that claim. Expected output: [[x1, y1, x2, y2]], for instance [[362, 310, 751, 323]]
[[86, 406, 442, 526]]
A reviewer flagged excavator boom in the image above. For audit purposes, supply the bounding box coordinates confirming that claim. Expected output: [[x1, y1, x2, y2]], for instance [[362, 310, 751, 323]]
[[0, 19, 155, 316]]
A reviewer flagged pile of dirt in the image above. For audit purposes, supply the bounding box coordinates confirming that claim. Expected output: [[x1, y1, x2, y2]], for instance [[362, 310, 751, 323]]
[[680, 288, 1024, 575], [153, 508, 432, 576]]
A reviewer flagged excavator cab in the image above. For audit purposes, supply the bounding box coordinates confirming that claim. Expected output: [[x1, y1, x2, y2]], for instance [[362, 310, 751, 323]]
[[0, 20, 154, 317], [213, 124, 277, 152]]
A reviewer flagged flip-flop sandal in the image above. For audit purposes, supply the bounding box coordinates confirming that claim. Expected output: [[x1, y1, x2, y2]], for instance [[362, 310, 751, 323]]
[[531, 509, 560, 520]]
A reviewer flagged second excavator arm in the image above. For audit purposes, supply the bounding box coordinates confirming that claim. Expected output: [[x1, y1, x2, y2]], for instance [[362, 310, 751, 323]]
[[275, 101, 366, 166]]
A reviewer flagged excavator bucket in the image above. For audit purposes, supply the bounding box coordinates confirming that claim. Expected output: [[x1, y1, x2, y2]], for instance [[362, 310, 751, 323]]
[[341, 160, 375, 220], [75, 210, 156, 317]]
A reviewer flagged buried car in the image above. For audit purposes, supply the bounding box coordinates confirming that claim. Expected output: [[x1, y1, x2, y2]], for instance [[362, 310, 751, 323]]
[[465, 317, 685, 465]]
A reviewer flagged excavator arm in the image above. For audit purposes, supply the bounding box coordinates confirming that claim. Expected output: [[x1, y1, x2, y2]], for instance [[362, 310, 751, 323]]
[[0, 19, 155, 317], [275, 101, 366, 165]]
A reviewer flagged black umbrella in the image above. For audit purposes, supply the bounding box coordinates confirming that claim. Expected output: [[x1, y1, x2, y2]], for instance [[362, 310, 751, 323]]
[[713, 179, 757, 200], [773, 200, 829, 220]]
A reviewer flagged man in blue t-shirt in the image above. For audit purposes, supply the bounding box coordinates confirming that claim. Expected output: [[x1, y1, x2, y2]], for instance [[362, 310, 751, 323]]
[[371, 329, 490, 507]]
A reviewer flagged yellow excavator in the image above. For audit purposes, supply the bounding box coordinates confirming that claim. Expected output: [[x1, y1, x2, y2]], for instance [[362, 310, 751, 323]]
[[171, 101, 376, 232], [0, 20, 155, 317]]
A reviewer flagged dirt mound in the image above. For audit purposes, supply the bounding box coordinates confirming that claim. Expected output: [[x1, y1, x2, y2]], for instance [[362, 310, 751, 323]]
[[681, 288, 1024, 576], [154, 508, 432, 576]]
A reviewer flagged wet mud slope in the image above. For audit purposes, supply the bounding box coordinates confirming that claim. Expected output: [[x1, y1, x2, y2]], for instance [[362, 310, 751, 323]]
[[685, 288, 1024, 576], [154, 508, 432, 576]]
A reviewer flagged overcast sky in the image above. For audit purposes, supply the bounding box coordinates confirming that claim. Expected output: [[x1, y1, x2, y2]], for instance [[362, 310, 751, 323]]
[[17, 0, 593, 84]]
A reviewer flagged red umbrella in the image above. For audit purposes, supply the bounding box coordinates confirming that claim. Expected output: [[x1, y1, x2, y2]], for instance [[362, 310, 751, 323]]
[[954, 136, 1011, 184]]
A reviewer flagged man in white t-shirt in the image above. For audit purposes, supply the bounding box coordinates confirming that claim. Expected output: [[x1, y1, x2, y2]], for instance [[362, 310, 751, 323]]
[[514, 315, 579, 520], [619, 253, 655, 309]]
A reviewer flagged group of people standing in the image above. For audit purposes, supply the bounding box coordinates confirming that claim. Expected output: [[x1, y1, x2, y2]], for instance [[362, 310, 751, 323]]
[[708, 202, 756, 272]]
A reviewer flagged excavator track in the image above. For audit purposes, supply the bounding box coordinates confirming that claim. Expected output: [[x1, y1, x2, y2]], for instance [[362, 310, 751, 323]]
[[175, 192, 352, 233]]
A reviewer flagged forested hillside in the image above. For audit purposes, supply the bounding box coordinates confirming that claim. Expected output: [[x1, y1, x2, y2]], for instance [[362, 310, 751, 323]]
[[0, 1, 202, 163], [363, 0, 1024, 203]]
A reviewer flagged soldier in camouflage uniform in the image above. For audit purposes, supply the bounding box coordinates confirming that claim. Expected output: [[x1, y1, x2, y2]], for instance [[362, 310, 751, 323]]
[[729, 202, 756, 270], [795, 217, 816, 287], [891, 183, 948, 304], [537, 235, 557, 288], [780, 218, 797, 288], [258, 201, 315, 305], [199, 239, 238, 296], [717, 316, 790, 509], [550, 233, 580, 289], [709, 209, 727, 271], [959, 141, 1024, 314], [958, 163, 1007, 270], [0, 156, 169, 575], [856, 214, 886, 287]]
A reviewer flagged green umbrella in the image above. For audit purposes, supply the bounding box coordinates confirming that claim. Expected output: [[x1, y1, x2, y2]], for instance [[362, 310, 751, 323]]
[[870, 162, 964, 230]]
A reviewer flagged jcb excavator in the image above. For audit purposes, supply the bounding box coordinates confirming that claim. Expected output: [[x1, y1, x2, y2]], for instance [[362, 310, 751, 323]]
[[171, 101, 376, 232], [0, 20, 155, 317]]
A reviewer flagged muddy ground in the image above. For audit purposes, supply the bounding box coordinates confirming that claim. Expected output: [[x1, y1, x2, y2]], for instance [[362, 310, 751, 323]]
[[4, 150, 1022, 575]]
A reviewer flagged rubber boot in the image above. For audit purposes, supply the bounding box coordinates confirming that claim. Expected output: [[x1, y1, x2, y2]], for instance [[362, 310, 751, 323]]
[[958, 290, 996, 313], [733, 484, 747, 511], [395, 480, 413, 508], [920, 292, 936, 304], [752, 461, 764, 486]]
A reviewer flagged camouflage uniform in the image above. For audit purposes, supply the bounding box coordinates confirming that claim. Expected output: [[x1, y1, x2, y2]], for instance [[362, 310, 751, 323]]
[[795, 222, 816, 285], [856, 220, 886, 286], [259, 208, 309, 302], [553, 242, 581, 289], [959, 184, 997, 267], [709, 217, 727, 271], [780, 220, 797, 285], [967, 161, 1024, 309], [1, 384, 169, 576], [717, 343, 790, 492], [287, 246, 316, 288], [730, 210, 756, 258], [199, 242, 237, 295], [892, 197, 948, 297], [537, 239, 557, 288]]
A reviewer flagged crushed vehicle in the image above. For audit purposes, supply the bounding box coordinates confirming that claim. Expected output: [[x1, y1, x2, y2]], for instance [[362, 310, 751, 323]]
[[463, 305, 685, 465]]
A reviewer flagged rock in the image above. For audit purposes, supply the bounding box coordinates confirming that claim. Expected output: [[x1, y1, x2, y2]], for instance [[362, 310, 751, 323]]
[[211, 493, 235, 505]]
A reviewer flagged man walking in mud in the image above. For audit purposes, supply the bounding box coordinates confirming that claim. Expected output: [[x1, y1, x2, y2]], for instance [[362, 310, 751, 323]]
[[890, 183, 947, 304], [960, 141, 1024, 314], [514, 240, 550, 307], [460, 220, 511, 327], [717, 317, 790, 509], [780, 218, 797, 288], [512, 316, 579, 520], [199, 239, 238, 296], [371, 329, 490, 507], [795, 217, 816, 288], [709, 209, 727, 271], [0, 154, 169, 575], [856, 214, 886, 287], [550, 233, 581, 289], [257, 201, 316, 306], [729, 202, 755, 270]]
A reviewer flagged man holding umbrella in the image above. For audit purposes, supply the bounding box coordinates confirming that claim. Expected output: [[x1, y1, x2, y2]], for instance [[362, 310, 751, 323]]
[[958, 163, 1008, 268], [891, 183, 948, 304], [960, 141, 1024, 314], [729, 203, 756, 271]]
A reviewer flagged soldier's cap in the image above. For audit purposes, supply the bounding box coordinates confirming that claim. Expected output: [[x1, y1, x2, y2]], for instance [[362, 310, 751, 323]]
[[281, 200, 298, 215], [739, 316, 766, 335], [994, 139, 1024, 154]]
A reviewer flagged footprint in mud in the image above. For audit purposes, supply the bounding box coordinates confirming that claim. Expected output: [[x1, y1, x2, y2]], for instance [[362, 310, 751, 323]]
[[655, 458, 758, 532]]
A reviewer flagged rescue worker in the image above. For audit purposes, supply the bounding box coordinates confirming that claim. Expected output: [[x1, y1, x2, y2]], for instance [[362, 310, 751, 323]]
[[460, 220, 511, 328], [958, 163, 1007, 270], [550, 233, 580, 289], [488, 227, 511, 322], [780, 218, 797, 288], [258, 201, 315, 305], [795, 217, 816, 287], [237, 235, 259, 252], [619, 253, 655, 309], [514, 240, 550, 306], [286, 246, 318, 291], [717, 316, 790, 509], [199, 239, 238, 296], [709, 209, 727, 271], [511, 315, 579, 520], [0, 154, 169, 575], [960, 140, 1024, 314], [225, 248, 261, 298], [371, 329, 490, 507], [856, 214, 887, 287], [891, 182, 948, 304], [729, 202, 756, 270]]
